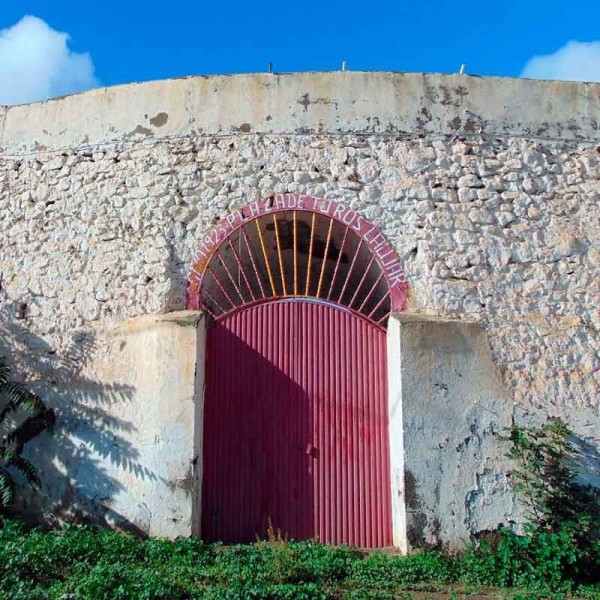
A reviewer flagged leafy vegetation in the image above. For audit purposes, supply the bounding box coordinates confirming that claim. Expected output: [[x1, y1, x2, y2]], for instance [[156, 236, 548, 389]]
[[0, 356, 54, 508], [0, 519, 599, 599], [505, 420, 600, 583], [506, 420, 600, 531]]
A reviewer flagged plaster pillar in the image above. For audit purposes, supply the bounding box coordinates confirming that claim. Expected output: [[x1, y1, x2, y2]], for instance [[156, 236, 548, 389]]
[[386, 316, 408, 553], [82, 310, 206, 538], [387, 313, 515, 551]]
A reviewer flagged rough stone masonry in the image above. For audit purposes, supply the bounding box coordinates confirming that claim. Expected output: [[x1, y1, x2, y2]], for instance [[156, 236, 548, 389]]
[[0, 72, 598, 547]]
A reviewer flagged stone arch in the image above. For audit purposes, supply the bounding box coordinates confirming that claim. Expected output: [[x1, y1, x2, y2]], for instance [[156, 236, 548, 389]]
[[186, 194, 408, 326]]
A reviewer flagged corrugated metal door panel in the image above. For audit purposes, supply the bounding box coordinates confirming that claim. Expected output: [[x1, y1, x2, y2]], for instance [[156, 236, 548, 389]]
[[298, 302, 392, 547], [202, 300, 392, 547]]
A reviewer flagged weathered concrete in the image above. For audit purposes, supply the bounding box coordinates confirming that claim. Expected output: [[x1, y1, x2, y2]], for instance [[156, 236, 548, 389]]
[[16, 311, 205, 537], [191, 312, 206, 537], [396, 314, 516, 550], [2, 72, 600, 154], [387, 316, 408, 552]]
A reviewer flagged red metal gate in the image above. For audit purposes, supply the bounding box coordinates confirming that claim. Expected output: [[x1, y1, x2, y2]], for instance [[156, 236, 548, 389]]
[[201, 299, 392, 547]]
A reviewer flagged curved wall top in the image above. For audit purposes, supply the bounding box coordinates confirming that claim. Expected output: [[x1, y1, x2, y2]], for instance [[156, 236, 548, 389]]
[[2, 72, 600, 154]]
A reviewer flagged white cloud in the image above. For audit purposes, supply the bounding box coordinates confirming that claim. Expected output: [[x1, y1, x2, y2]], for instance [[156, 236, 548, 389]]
[[521, 40, 600, 83], [0, 15, 98, 106]]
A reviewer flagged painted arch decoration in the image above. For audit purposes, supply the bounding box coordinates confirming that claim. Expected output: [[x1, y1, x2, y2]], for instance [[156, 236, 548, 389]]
[[186, 194, 408, 327]]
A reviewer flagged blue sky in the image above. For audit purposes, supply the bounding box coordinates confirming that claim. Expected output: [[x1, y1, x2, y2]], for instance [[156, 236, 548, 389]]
[[1, 1, 600, 104]]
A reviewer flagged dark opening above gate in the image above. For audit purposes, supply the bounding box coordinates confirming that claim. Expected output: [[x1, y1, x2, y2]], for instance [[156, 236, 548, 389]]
[[186, 195, 408, 328]]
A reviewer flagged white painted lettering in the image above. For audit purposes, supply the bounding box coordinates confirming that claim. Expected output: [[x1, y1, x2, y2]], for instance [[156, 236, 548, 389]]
[[387, 267, 406, 286], [317, 199, 333, 215], [226, 212, 237, 228], [352, 216, 363, 233], [275, 194, 286, 209], [369, 233, 385, 248], [333, 203, 346, 220], [376, 245, 391, 260], [378, 249, 394, 261], [381, 256, 398, 268], [342, 209, 356, 226], [364, 226, 377, 242]]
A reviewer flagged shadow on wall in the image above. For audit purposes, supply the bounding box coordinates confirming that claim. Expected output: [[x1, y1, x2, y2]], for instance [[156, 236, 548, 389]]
[[202, 318, 313, 543], [575, 436, 600, 489], [0, 298, 157, 534]]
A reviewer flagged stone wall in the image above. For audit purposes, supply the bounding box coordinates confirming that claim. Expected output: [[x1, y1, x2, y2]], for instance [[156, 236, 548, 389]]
[[0, 72, 598, 543]]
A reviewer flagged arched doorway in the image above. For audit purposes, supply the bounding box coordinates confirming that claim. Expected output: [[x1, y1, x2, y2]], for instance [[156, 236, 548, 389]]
[[187, 195, 407, 547]]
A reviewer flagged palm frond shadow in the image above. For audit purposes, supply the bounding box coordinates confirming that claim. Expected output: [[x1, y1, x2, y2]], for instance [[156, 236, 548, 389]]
[[0, 299, 164, 528]]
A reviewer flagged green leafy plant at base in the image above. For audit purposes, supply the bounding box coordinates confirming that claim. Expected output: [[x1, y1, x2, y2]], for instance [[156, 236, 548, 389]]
[[253, 519, 301, 585], [506, 420, 600, 530], [2, 520, 600, 599], [0, 356, 54, 509], [460, 525, 578, 594], [504, 419, 600, 582], [349, 551, 458, 590], [443, 419, 600, 597]]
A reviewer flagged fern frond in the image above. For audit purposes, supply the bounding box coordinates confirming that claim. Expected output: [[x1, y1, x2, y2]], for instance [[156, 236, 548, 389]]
[[0, 443, 18, 464], [0, 358, 50, 506], [11, 456, 41, 490], [0, 382, 43, 421], [0, 468, 15, 507], [0, 358, 9, 387]]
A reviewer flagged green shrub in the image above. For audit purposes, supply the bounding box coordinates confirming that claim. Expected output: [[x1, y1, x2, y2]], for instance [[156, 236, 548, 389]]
[[0, 357, 54, 508], [0, 516, 598, 599], [502, 419, 600, 585], [72, 563, 189, 600], [506, 421, 600, 532], [198, 580, 327, 600], [350, 550, 458, 589], [0, 523, 142, 584], [295, 542, 361, 581], [576, 584, 600, 599], [460, 525, 577, 593]]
